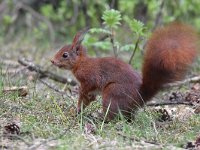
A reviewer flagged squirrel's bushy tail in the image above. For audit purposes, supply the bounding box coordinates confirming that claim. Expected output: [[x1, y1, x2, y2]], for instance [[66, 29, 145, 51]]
[[140, 22, 199, 101]]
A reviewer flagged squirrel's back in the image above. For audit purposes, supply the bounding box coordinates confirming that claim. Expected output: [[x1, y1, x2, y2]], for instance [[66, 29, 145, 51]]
[[140, 22, 199, 101]]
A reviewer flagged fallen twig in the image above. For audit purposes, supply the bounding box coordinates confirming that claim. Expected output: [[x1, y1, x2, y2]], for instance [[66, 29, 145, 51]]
[[18, 57, 77, 86], [164, 75, 200, 88], [3, 86, 28, 97], [146, 101, 194, 107], [39, 79, 74, 100], [1, 67, 27, 75], [0, 59, 20, 67], [39, 79, 66, 95]]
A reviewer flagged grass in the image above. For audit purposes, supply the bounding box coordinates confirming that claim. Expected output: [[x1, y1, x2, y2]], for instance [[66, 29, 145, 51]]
[[0, 37, 200, 149]]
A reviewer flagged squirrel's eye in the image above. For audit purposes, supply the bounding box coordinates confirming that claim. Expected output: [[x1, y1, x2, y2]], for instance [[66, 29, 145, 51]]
[[62, 52, 68, 58]]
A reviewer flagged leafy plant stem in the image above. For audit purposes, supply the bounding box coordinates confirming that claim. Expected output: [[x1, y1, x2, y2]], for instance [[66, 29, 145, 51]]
[[110, 28, 118, 57], [129, 36, 140, 64]]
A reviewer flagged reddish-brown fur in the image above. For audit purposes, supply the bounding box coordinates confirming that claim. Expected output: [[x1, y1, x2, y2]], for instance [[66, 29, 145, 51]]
[[140, 23, 198, 101], [51, 23, 199, 120]]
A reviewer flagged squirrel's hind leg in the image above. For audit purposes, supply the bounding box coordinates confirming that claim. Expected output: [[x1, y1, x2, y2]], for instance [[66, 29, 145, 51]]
[[102, 83, 135, 120]]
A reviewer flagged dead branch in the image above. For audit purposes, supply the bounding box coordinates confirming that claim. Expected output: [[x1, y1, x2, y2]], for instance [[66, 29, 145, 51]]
[[39, 79, 66, 95], [39, 79, 74, 100], [0, 59, 20, 67], [1, 67, 27, 75], [146, 101, 194, 107], [3, 86, 28, 97], [164, 75, 200, 88], [18, 57, 77, 86]]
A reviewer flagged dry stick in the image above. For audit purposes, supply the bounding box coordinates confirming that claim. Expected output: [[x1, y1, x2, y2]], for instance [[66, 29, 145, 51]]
[[0, 59, 20, 67], [164, 75, 200, 88], [1, 68, 23, 75], [146, 101, 194, 107], [18, 57, 77, 86], [39, 79, 66, 95], [11, 67, 29, 78], [39, 79, 75, 101], [1, 67, 27, 76], [3, 86, 28, 97], [128, 37, 140, 64]]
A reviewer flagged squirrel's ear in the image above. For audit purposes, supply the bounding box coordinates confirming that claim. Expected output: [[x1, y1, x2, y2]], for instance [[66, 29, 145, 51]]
[[72, 28, 89, 48]]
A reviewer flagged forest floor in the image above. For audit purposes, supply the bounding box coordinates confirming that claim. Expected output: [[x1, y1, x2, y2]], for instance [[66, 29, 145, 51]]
[[0, 39, 200, 150]]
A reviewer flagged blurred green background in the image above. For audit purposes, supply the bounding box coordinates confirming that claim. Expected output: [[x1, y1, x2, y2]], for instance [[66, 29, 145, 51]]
[[0, 0, 200, 66], [1, 0, 200, 42]]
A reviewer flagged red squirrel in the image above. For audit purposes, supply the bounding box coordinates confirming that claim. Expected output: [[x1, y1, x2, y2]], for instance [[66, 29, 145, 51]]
[[51, 23, 199, 120]]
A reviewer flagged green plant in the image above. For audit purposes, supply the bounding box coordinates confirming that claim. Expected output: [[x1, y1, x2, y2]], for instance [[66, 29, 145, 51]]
[[102, 9, 122, 29], [123, 16, 146, 64], [84, 9, 147, 66]]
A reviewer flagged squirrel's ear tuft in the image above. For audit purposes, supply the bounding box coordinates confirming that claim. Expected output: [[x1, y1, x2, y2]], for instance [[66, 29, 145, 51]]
[[72, 28, 89, 48]]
